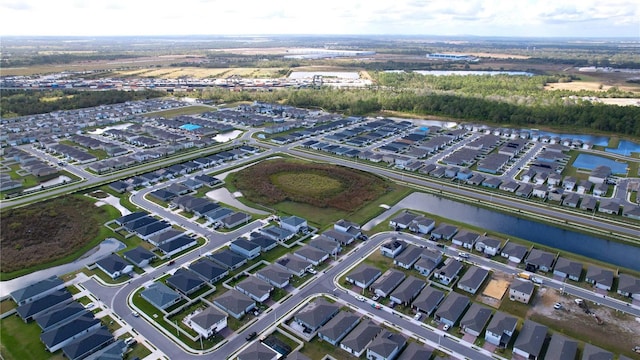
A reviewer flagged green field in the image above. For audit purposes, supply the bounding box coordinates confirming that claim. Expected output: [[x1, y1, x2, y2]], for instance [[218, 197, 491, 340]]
[[0, 314, 65, 360], [142, 105, 212, 118]]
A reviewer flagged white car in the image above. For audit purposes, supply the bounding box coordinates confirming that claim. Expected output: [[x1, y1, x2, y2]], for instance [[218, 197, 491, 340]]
[[84, 302, 95, 309], [355, 295, 366, 302], [307, 268, 317, 275], [132, 311, 139, 317], [553, 302, 563, 310], [458, 252, 469, 259], [443, 324, 450, 331], [413, 313, 422, 320]]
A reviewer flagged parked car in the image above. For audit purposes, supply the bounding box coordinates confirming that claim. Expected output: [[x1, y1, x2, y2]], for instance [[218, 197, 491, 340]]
[[458, 252, 469, 259], [553, 302, 563, 310], [84, 303, 95, 309], [443, 324, 450, 331], [246, 332, 257, 341], [413, 313, 422, 321], [355, 295, 366, 302], [372, 295, 380, 301], [307, 268, 317, 275]]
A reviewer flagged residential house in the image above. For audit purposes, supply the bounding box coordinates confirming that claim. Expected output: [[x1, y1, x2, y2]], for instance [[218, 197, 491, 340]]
[[230, 238, 261, 260], [346, 265, 382, 289], [393, 245, 423, 269], [95, 254, 133, 279], [189, 307, 227, 338], [250, 234, 278, 252], [366, 331, 406, 360], [222, 212, 251, 228], [158, 235, 198, 258], [412, 287, 445, 316], [256, 264, 292, 289], [339, 320, 381, 357], [414, 248, 443, 277], [16, 290, 73, 322], [513, 320, 548, 360], [40, 312, 101, 352], [147, 229, 183, 247], [588, 165, 611, 184], [141, 283, 181, 310], [579, 196, 597, 211], [509, 280, 535, 304], [213, 290, 256, 320], [333, 219, 362, 238], [123, 246, 156, 267], [236, 342, 279, 360], [322, 229, 356, 245], [459, 303, 492, 337], [433, 259, 464, 286], [582, 343, 613, 360], [431, 223, 458, 240], [276, 256, 312, 277], [35, 302, 87, 332], [457, 266, 489, 294], [61, 327, 113, 360], [166, 268, 206, 296], [598, 200, 620, 215], [500, 242, 528, 263], [516, 184, 533, 198], [553, 257, 582, 281], [562, 193, 581, 208], [525, 248, 555, 272], [235, 276, 273, 303], [208, 249, 248, 270], [389, 276, 426, 306], [434, 292, 470, 327], [545, 333, 578, 360], [294, 298, 339, 332], [309, 235, 341, 256], [260, 225, 295, 242], [408, 216, 436, 234], [10, 276, 65, 306], [397, 343, 433, 360], [380, 238, 406, 258], [372, 269, 406, 298], [389, 212, 418, 229], [617, 274, 640, 300], [294, 246, 329, 266], [585, 265, 614, 291], [577, 180, 593, 194], [484, 311, 518, 347], [452, 230, 480, 250], [189, 258, 228, 284], [474, 236, 502, 256], [318, 311, 360, 346], [280, 216, 308, 233]]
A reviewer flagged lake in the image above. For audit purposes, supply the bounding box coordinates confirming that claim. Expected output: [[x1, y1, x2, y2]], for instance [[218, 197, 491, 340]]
[[573, 153, 628, 174]]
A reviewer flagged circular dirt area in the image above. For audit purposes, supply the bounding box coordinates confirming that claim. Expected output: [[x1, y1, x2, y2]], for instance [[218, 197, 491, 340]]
[[232, 158, 388, 211]]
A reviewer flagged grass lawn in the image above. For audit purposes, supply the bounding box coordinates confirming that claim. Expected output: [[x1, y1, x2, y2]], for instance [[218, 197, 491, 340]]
[[143, 105, 213, 118], [0, 314, 66, 360], [499, 297, 531, 319], [300, 336, 357, 360], [99, 314, 122, 333], [124, 342, 152, 360], [0, 299, 17, 314]]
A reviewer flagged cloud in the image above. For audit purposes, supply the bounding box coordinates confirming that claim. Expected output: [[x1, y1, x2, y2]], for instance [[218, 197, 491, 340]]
[[1, 1, 31, 10]]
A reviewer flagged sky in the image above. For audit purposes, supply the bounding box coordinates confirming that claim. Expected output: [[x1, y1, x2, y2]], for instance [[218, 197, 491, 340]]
[[0, 0, 638, 38]]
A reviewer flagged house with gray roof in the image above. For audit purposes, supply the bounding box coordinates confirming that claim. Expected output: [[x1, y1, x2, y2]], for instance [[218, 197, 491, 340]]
[[41, 312, 101, 352], [17, 290, 73, 322], [230, 238, 261, 260], [393, 245, 424, 269], [585, 265, 615, 291], [346, 264, 382, 289], [166, 268, 206, 295], [189, 258, 228, 284], [256, 263, 292, 289], [62, 327, 113, 360], [457, 266, 489, 294], [222, 212, 252, 228], [431, 223, 458, 240], [158, 235, 197, 258], [141, 283, 181, 310], [372, 269, 406, 298], [10, 276, 64, 306], [366, 330, 406, 360], [459, 303, 492, 337], [414, 248, 443, 277], [322, 229, 356, 245], [408, 216, 435, 234], [294, 246, 329, 266], [510, 279, 535, 304], [309, 235, 341, 256], [474, 236, 502, 256], [484, 311, 518, 347], [235, 276, 273, 303], [190, 307, 227, 338], [250, 234, 278, 252], [380, 238, 406, 258], [213, 290, 256, 319], [397, 342, 433, 360], [237, 341, 279, 360], [553, 257, 583, 281], [147, 229, 183, 247], [276, 255, 312, 277], [433, 259, 463, 286], [280, 215, 308, 233], [318, 311, 360, 346], [412, 286, 445, 316], [500, 242, 528, 263], [35, 302, 87, 332], [339, 319, 381, 357], [208, 249, 247, 270], [617, 273, 640, 300], [390, 276, 426, 306], [294, 298, 339, 332], [389, 212, 418, 229], [581, 343, 613, 360], [452, 230, 480, 250], [434, 292, 470, 327], [525, 248, 556, 272], [513, 320, 548, 360], [260, 225, 295, 242], [123, 246, 156, 267], [545, 333, 578, 360], [95, 254, 133, 280]]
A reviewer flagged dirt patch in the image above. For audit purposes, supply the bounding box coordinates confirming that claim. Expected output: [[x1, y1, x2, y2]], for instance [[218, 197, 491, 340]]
[[528, 288, 640, 357], [88, 190, 109, 199], [478, 272, 511, 308]]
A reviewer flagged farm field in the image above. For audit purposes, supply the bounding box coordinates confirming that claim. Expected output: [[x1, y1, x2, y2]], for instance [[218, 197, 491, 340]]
[[115, 67, 285, 79]]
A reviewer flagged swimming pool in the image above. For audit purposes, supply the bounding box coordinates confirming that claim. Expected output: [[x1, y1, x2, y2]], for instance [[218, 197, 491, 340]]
[[180, 123, 201, 131], [572, 153, 628, 174]]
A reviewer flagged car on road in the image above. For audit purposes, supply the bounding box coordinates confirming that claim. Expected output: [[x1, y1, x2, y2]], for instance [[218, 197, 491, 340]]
[[132, 311, 139, 317], [246, 332, 257, 341], [458, 252, 469, 259], [442, 324, 450, 331], [355, 295, 366, 302], [167, 260, 175, 266], [372, 303, 382, 310]]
